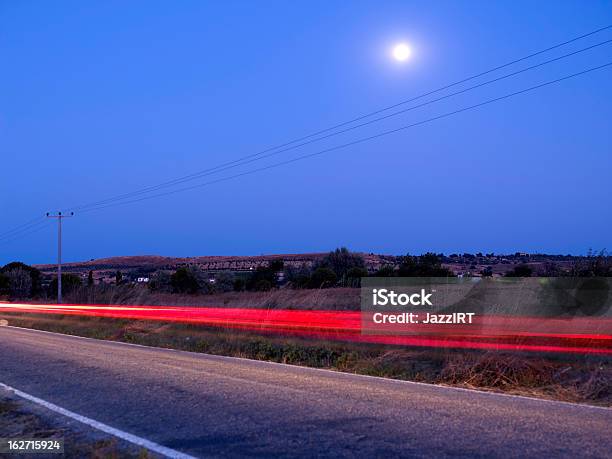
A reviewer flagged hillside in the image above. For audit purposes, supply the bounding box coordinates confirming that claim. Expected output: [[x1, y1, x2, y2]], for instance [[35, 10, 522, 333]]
[[34, 253, 400, 282]]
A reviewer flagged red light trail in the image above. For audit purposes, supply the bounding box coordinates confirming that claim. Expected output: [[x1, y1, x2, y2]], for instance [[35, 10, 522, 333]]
[[1, 303, 611, 355]]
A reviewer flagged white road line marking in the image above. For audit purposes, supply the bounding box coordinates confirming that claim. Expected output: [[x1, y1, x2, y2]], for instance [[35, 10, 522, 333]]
[[0, 382, 197, 459]]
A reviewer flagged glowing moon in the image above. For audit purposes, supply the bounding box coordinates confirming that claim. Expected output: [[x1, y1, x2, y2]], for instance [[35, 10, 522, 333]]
[[392, 43, 412, 62]]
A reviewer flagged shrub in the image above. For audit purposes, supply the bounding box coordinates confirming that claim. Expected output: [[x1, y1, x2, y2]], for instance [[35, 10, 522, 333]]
[[149, 271, 172, 292], [48, 273, 83, 297], [233, 278, 246, 292], [505, 264, 532, 277], [254, 279, 273, 292], [283, 265, 312, 289], [213, 271, 235, 293], [570, 249, 612, 277]]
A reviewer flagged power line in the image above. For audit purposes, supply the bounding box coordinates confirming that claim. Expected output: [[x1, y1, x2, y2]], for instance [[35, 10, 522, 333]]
[[68, 37, 612, 213], [65, 25, 612, 213], [0, 218, 48, 244], [0, 216, 46, 240], [0, 220, 52, 246], [2, 24, 611, 241], [78, 61, 612, 214]]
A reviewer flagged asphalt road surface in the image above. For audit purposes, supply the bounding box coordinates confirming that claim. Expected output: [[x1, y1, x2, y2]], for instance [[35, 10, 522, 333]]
[[0, 326, 610, 458]]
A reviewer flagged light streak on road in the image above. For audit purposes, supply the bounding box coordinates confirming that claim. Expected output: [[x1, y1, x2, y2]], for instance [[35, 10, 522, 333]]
[[1, 303, 610, 355]]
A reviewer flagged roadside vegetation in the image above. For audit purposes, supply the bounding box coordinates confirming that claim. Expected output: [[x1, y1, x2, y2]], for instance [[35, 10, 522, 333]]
[[1, 312, 610, 407], [0, 394, 153, 458], [1, 248, 610, 407], [0, 248, 456, 306]]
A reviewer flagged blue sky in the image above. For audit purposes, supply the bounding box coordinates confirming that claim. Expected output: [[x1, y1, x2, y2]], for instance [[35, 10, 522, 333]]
[[1, 1, 611, 264]]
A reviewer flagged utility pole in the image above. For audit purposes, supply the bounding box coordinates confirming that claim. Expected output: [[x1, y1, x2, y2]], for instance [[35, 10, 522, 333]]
[[46, 212, 74, 304]]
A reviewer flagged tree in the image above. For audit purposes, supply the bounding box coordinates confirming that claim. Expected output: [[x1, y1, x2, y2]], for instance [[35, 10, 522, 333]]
[[268, 260, 284, 273], [170, 267, 200, 294], [88, 270, 94, 287], [4, 268, 32, 298], [0, 273, 9, 296], [308, 267, 337, 289], [1, 262, 42, 297], [115, 271, 123, 285], [397, 253, 454, 277], [346, 267, 368, 287], [317, 248, 365, 286], [246, 263, 279, 291], [374, 265, 396, 277], [570, 249, 612, 277]]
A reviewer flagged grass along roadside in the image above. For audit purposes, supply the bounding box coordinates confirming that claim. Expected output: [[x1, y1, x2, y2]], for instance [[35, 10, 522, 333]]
[[39, 284, 362, 311], [1, 312, 610, 407], [0, 393, 155, 458]]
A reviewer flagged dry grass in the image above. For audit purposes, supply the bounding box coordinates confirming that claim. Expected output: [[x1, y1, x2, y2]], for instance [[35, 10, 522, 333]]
[[440, 353, 557, 388], [2, 312, 610, 407], [0, 394, 154, 458], [62, 284, 361, 310], [438, 352, 611, 403]]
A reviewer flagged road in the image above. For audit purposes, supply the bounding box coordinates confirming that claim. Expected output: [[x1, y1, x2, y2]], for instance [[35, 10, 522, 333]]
[[0, 326, 610, 458]]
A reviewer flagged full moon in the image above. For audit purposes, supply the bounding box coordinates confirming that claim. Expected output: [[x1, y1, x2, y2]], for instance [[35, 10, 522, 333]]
[[392, 43, 412, 62]]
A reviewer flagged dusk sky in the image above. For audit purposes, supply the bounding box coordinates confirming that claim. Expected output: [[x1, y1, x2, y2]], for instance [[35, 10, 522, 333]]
[[1, 1, 611, 265]]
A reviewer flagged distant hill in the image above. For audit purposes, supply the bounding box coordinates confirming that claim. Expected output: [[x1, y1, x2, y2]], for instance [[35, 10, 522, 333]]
[[34, 253, 400, 282], [34, 252, 601, 283]]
